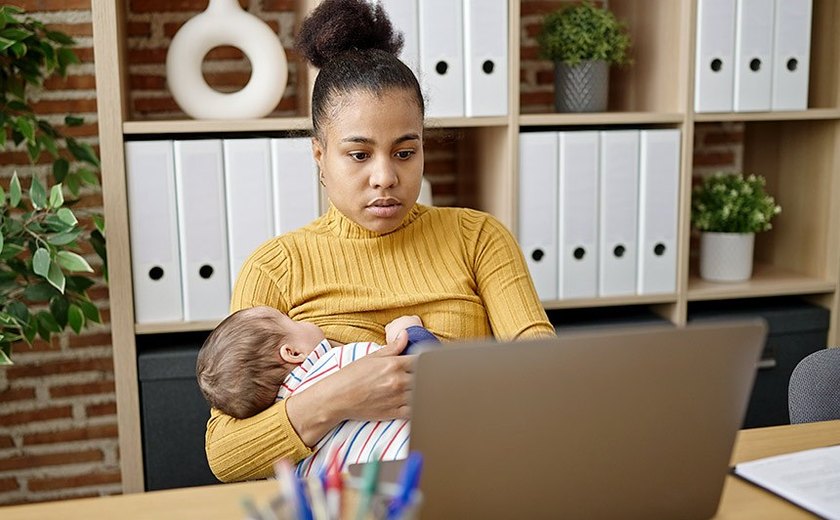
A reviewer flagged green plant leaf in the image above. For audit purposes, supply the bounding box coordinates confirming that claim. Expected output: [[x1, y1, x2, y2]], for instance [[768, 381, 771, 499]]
[[46, 260, 65, 293], [66, 173, 80, 197], [56, 207, 77, 226], [64, 115, 84, 126], [9, 172, 22, 207], [29, 176, 46, 209], [56, 251, 93, 273], [0, 348, 12, 365], [67, 138, 100, 167], [49, 296, 69, 327], [77, 168, 99, 186], [0, 233, 3, 256], [77, 299, 101, 324], [49, 184, 63, 209], [10, 41, 26, 58], [32, 247, 50, 277], [66, 275, 95, 292], [46, 30, 74, 46], [23, 282, 58, 302], [47, 229, 81, 246], [52, 158, 69, 183], [37, 310, 61, 333], [7, 301, 29, 323], [0, 242, 25, 261], [67, 304, 84, 334], [92, 214, 105, 234], [0, 184, 5, 207]]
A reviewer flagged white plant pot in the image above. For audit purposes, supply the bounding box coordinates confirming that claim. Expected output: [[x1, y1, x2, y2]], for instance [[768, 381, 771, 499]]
[[166, 0, 288, 120], [699, 232, 755, 282]]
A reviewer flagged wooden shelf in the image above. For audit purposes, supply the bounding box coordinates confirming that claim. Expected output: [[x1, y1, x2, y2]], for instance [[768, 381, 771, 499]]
[[519, 112, 684, 127], [426, 116, 508, 128], [123, 117, 312, 135], [693, 109, 840, 123], [542, 294, 678, 310], [135, 320, 219, 335], [687, 264, 836, 301]]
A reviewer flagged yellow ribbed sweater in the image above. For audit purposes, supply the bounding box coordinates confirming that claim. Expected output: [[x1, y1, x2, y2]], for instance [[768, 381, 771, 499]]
[[206, 204, 554, 481]]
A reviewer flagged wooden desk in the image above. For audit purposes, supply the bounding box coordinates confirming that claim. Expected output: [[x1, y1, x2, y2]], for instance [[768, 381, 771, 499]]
[[3, 420, 839, 519]]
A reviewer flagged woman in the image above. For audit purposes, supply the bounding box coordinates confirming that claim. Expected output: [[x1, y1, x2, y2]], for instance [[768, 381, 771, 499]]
[[205, 0, 555, 482]]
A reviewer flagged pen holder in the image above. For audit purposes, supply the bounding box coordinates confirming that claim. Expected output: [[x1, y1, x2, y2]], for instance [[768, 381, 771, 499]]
[[343, 477, 423, 520]]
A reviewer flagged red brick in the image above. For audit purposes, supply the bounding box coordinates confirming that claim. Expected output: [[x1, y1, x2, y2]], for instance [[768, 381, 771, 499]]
[[67, 332, 113, 349], [23, 424, 118, 446], [525, 22, 542, 39], [75, 47, 94, 63], [521, 46, 541, 61], [133, 96, 181, 113], [520, 91, 555, 107], [0, 435, 15, 449], [99, 308, 111, 325], [126, 22, 151, 37], [7, 358, 113, 379], [28, 470, 122, 492], [127, 48, 168, 64], [693, 151, 736, 168], [521, 1, 572, 16], [11, 0, 90, 11], [46, 23, 92, 37], [0, 406, 73, 427], [49, 380, 115, 399], [129, 0, 247, 12], [129, 74, 166, 90], [263, 0, 295, 11], [536, 69, 554, 85], [0, 386, 36, 402], [423, 159, 457, 175], [205, 46, 247, 61], [25, 337, 60, 352], [85, 402, 116, 418], [86, 286, 111, 301], [703, 131, 744, 146], [44, 74, 97, 90], [203, 71, 252, 91], [0, 477, 19, 492], [59, 123, 99, 138], [0, 449, 102, 472], [30, 98, 98, 115]]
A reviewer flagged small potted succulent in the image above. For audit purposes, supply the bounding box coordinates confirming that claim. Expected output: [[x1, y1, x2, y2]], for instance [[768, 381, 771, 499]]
[[691, 173, 781, 282], [537, 1, 631, 113]]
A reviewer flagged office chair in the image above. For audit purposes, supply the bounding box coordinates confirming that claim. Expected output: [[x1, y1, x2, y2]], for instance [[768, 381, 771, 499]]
[[788, 348, 840, 424]]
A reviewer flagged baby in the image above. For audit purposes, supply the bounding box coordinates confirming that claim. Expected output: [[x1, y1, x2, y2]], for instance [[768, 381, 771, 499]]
[[195, 306, 438, 475]]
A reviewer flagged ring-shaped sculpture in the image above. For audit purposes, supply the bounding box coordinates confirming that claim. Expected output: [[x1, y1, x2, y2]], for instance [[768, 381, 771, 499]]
[[166, 0, 288, 120]]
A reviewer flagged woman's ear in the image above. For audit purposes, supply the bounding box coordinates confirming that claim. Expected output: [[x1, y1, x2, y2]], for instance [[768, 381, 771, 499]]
[[279, 344, 306, 365], [311, 137, 324, 171]]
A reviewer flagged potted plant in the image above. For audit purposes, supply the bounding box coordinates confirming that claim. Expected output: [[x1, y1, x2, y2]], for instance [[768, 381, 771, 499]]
[[0, 6, 105, 364], [691, 173, 781, 282], [537, 1, 631, 113]]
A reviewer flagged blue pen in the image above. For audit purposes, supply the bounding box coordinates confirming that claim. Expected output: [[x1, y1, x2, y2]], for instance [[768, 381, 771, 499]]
[[386, 452, 423, 520], [294, 474, 315, 520]]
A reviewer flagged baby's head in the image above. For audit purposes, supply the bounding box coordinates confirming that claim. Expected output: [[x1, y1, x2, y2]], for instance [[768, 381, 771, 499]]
[[196, 306, 325, 419]]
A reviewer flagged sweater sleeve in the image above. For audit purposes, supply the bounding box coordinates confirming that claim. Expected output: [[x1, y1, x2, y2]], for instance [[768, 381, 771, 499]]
[[206, 240, 311, 481], [205, 401, 312, 482], [468, 213, 556, 340]]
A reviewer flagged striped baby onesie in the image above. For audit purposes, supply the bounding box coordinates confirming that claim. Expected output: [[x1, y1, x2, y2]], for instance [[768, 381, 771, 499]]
[[276, 339, 410, 476]]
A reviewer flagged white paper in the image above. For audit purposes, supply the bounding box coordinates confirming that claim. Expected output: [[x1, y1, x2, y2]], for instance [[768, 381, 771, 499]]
[[734, 444, 840, 519]]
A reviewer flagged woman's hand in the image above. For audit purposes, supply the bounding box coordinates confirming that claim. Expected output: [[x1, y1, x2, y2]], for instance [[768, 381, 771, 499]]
[[284, 331, 415, 447]]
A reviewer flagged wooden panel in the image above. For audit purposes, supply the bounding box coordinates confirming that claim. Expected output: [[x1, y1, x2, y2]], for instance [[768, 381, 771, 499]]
[[91, 0, 144, 494], [608, 0, 687, 112], [744, 120, 836, 278], [459, 126, 513, 228], [542, 294, 677, 311], [694, 109, 840, 123], [519, 112, 683, 126], [687, 263, 836, 301], [136, 321, 219, 335], [808, 0, 840, 109]]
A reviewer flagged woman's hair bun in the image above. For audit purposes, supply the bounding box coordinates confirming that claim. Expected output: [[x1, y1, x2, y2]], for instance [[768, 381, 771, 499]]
[[296, 0, 404, 69]]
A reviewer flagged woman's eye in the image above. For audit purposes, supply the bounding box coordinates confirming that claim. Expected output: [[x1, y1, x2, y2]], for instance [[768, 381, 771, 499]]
[[349, 152, 369, 161], [395, 150, 414, 160]]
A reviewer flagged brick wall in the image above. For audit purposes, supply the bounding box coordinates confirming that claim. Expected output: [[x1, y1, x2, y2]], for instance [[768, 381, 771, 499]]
[[0, 0, 743, 506]]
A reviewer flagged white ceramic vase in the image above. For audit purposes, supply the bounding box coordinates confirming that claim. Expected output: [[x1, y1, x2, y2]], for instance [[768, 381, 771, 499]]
[[699, 232, 755, 282], [166, 0, 288, 120]]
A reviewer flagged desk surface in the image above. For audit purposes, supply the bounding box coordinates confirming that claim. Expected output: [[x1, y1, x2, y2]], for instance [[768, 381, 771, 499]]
[[3, 420, 839, 519]]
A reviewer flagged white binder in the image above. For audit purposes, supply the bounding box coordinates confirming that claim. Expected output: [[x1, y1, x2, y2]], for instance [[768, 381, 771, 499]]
[[271, 137, 321, 234], [418, 0, 464, 117], [598, 130, 640, 297], [771, 0, 812, 111], [637, 130, 680, 295], [378, 0, 419, 76], [558, 131, 599, 299], [174, 140, 231, 321], [463, 0, 508, 117], [125, 140, 183, 324], [694, 0, 737, 112], [518, 132, 558, 301], [223, 139, 275, 291], [734, 0, 775, 112]]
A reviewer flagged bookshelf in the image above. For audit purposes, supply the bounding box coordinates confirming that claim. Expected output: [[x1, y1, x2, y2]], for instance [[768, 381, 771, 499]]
[[90, 0, 840, 492]]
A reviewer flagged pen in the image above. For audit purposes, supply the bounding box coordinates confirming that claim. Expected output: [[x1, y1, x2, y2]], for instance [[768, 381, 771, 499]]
[[354, 454, 381, 520], [241, 495, 265, 520], [386, 452, 423, 520], [306, 476, 330, 520], [275, 460, 302, 520]]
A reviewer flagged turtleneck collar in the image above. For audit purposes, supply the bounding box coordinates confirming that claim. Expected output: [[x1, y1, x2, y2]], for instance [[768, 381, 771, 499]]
[[325, 203, 424, 239]]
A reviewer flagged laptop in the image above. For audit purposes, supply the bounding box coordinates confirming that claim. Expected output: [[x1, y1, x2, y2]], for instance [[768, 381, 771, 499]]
[[350, 319, 766, 519]]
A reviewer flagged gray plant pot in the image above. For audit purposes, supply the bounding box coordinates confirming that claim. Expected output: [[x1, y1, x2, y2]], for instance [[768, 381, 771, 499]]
[[554, 60, 609, 113]]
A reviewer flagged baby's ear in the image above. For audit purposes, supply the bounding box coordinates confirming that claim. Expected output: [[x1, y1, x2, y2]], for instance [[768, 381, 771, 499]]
[[279, 344, 305, 365]]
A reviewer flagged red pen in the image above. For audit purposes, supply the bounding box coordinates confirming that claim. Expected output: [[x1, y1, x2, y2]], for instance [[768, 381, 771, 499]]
[[325, 450, 343, 520]]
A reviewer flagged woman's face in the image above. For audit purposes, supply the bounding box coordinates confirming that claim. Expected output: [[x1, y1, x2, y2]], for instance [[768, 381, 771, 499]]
[[312, 87, 424, 234]]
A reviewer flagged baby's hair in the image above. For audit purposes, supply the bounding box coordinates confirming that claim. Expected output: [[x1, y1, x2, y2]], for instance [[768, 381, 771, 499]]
[[196, 307, 291, 419], [295, 0, 425, 140]]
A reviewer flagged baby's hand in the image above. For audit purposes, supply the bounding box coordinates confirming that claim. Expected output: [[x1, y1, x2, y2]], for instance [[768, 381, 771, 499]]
[[385, 315, 423, 343]]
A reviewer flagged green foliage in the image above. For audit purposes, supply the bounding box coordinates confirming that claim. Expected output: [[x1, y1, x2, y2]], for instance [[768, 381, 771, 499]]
[[0, 6, 104, 364], [691, 173, 782, 234], [537, 1, 631, 66]]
